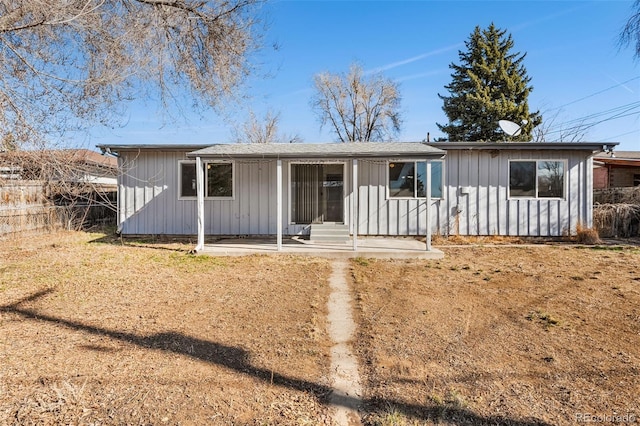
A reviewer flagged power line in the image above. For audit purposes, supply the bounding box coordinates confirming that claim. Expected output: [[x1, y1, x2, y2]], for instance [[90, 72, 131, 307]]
[[543, 101, 640, 137], [546, 76, 640, 112]]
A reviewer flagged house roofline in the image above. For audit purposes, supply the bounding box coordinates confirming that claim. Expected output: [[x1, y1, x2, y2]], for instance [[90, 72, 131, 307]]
[[97, 144, 212, 155], [429, 141, 618, 152], [186, 142, 446, 160]]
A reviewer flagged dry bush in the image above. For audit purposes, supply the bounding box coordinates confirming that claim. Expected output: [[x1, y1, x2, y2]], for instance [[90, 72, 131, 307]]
[[575, 223, 601, 245], [593, 203, 640, 237], [594, 187, 640, 204]]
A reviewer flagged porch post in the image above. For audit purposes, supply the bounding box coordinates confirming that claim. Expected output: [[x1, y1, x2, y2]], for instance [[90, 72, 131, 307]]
[[276, 159, 283, 251], [195, 156, 205, 252], [425, 159, 432, 252], [352, 159, 358, 251]]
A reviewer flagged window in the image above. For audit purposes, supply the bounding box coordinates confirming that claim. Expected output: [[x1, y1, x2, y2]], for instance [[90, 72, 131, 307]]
[[179, 161, 234, 199], [388, 161, 443, 199], [179, 161, 197, 198], [206, 162, 233, 198], [509, 160, 565, 199]]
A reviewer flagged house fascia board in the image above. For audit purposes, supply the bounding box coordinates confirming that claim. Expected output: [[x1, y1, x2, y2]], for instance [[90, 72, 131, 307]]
[[430, 142, 618, 153], [597, 158, 640, 167], [186, 142, 446, 160], [186, 151, 447, 160], [97, 144, 212, 156]]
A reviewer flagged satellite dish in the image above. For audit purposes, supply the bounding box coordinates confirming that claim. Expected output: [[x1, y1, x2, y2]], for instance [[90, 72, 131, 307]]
[[498, 119, 527, 137]]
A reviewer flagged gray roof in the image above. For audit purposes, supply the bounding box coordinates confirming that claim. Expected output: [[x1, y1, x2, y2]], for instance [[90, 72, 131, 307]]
[[594, 150, 640, 159], [430, 142, 618, 152], [97, 144, 211, 153], [187, 142, 446, 159]]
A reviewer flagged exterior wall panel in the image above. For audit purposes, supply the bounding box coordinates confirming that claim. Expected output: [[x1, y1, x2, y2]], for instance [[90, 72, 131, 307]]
[[116, 147, 596, 237], [356, 149, 595, 237]]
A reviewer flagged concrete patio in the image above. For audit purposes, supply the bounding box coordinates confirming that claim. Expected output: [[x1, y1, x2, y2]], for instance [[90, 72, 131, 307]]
[[199, 236, 444, 259]]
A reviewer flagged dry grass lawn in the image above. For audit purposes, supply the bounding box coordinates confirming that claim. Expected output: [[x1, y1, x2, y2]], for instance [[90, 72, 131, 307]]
[[0, 231, 333, 425], [2, 231, 639, 425], [351, 244, 640, 425]]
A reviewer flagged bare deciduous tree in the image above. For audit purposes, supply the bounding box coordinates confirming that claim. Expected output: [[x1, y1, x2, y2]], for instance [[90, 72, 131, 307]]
[[311, 63, 402, 142], [0, 0, 265, 147], [0, 148, 118, 231], [620, 0, 640, 59], [532, 109, 587, 142], [232, 109, 302, 143]]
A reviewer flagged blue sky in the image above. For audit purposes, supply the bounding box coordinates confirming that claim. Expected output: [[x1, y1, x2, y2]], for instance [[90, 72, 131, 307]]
[[91, 0, 640, 151]]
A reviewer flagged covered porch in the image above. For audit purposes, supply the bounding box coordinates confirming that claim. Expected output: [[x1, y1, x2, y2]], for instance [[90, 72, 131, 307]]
[[186, 142, 446, 254], [198, 236, 444, 259]]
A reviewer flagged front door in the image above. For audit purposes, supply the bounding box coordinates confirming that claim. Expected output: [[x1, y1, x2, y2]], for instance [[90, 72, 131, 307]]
[[291, 164, 344, 224]]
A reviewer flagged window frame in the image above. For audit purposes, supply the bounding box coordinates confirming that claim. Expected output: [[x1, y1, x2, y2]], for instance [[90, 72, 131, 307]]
[[508, 159, 567, 200], [387, 159, 445, 200], [204, 160, 235, 200], [178, 160, 197, 200], [178, 160, 235, 200]]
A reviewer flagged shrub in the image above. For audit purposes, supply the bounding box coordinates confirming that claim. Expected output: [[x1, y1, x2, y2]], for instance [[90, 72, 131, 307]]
[[576, 223, 601, 245]]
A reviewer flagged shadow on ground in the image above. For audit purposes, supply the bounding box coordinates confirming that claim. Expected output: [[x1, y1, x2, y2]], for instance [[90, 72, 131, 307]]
[[1, 289, 554, 426]]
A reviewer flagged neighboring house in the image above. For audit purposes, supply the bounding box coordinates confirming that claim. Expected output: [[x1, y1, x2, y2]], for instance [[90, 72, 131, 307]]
[[99, 141, 614, 250], [593, 151, 640, 189], [0, 149, 118, 188], [0, 149, 118, 233]]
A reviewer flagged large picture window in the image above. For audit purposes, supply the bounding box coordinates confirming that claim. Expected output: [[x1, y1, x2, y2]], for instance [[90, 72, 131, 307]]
[[178, 161, 234, 199], [388, 161, 443, 199], [509, 160, 565, 199]]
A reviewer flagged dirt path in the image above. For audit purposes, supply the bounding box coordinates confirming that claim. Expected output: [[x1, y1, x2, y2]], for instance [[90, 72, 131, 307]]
[[327, 260, 362, 426]]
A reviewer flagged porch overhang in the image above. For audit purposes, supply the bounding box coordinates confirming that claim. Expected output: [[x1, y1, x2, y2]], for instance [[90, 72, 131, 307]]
[[190, 142, 446, 255], [186, 141, 446, 160]]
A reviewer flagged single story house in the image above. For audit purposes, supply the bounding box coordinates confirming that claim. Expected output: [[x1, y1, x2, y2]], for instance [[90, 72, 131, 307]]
[[98, 141, 616, 251], [593, 150, 640, 189]]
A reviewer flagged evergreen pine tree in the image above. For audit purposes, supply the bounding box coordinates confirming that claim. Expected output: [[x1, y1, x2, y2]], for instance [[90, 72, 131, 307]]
[[437, 23, 541, 142]]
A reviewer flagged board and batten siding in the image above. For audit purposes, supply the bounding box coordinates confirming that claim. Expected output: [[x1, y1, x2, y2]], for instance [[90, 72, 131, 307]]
[[117, 151, 354, 236], [356, 149, 594, 237], [117, 148, 594, 237]]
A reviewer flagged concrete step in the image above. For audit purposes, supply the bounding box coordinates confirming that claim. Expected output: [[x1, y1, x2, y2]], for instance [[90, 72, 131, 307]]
[[310, 224, 350, 243]]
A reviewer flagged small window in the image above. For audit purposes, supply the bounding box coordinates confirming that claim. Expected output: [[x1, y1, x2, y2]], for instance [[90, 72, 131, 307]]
[[509, 160, 565, 199], [417, 161, 444, 199], [388, 160, 444, 199], [206, 162, 233, 198], [179, 161, 197, 198], [179, 161, 234, 199]]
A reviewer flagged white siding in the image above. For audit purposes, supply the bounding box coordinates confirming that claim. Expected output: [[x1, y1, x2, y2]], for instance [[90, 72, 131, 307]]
[[357, 149, 595, 237], [117, 148, 595, 237], [118, 151, 291, 236]]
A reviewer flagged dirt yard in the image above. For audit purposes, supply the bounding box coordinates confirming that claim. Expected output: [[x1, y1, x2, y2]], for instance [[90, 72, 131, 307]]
[[0, 231, 333, 424], [351, 244, 640, 426], [1, 232, 639, 425]]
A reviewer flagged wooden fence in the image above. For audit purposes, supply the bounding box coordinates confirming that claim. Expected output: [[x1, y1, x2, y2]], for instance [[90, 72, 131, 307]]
[[0, 181, 115, 235]]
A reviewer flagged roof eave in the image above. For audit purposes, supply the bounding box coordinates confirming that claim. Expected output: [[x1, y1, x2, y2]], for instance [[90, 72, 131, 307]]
[[185, 151, 446, 160], [429, 142, 619, 153]]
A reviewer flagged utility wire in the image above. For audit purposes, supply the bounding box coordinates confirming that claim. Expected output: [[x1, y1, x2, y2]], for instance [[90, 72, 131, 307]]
[[543, 102, 640, 137], [546, 76, 640, 112]]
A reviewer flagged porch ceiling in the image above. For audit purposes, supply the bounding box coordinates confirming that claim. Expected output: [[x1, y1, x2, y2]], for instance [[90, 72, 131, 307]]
[[187, 142, 446, 160]]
